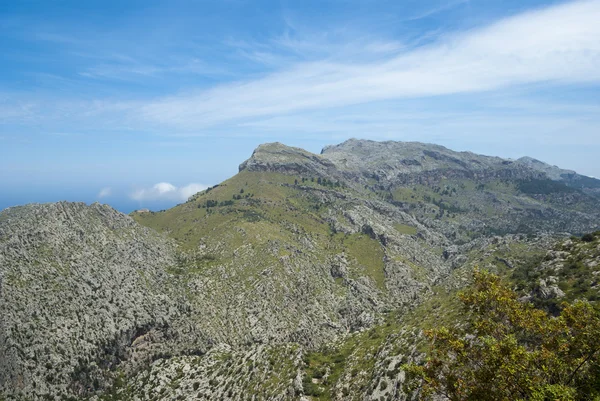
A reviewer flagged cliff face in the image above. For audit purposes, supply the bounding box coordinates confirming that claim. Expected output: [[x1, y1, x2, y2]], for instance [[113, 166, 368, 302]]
[[1, 140, 599, 400], [239, 142, 337, 176], [242, 139, 600, 238]]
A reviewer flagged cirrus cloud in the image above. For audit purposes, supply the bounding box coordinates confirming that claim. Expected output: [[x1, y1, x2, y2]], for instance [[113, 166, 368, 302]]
[[138, 0, 600, 130]]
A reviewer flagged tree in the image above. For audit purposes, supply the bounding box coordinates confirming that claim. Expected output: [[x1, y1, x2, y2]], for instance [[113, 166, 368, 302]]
[[405, 270, 600, 401]]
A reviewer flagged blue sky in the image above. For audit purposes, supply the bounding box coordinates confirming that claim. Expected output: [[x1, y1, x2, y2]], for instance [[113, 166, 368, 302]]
[[1, 0, 600, 212]]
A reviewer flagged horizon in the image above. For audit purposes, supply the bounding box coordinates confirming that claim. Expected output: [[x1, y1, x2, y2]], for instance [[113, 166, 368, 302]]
[[1, 137, 596, 214], [2, 0, 600, 213]]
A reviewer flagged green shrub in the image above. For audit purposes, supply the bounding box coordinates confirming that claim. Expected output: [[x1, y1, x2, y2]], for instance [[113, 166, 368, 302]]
[[581, 233, 594, 242]]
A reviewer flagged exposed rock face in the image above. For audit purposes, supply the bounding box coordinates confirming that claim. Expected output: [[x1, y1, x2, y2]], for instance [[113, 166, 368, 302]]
[[517, 156, 574, 181], [318, 139, 600, 237], [517, 232, 600, 310], [0, 202, 181, 399], [1, 139, 600, 400], [239, 142, 337, 177], [321, 139, 519, 177], [535, 277, 565, 300], [112, 344, 304, 401]]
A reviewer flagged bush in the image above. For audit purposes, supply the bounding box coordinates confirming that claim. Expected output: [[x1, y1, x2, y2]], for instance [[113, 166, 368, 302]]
[[581, 233, 595, 242], [517, 178, 576, 194], [404, 270, 600, 400], [303, 381, 323, 396]]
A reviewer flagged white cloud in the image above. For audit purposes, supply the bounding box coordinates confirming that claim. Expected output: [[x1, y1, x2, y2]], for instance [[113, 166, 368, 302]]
[[138, 0, 600, 130], [97, 187, 112, 198], [130, 182, 207, 202], [179, 183, 207, 200], [2, 0, 600, 158]]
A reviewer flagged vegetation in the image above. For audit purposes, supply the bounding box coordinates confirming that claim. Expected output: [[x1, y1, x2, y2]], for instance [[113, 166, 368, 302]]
[[405, 270, 600, 401], [393, 223, 418, 235], [301, 312, 409, 400], [512, 231, 600, 313], [517, 178, 577, 194]]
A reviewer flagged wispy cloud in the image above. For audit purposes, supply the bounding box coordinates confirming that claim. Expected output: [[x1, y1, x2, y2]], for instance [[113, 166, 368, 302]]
[[78, 57, 224, 81], [2, 0, 600, 149], [137, 0, 600, 130], [405, 0, 470, 21], [0, 98, 38, 122], [130, 182, 207, 202], [97, 187, 112, 198]]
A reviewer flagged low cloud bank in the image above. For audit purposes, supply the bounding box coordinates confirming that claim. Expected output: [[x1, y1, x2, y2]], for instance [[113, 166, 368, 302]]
[[130, 182, 207, 202]]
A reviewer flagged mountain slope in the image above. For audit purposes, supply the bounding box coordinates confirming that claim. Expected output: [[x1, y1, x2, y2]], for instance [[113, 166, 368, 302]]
[[132, 167, 447, 345], [321, 139, 600, 238], [517, 156, 600, 196], [0, 202, 183, 399]]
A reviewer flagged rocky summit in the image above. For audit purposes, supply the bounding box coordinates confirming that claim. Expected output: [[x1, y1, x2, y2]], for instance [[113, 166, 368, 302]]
[[1, 139, 599, 400]]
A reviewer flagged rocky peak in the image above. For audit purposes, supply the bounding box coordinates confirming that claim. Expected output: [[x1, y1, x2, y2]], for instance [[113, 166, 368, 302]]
[[320, 139, 521, 180], [517, 156, 576, 181], [239, 142, 336, 176], [1, 201, 133, 229]]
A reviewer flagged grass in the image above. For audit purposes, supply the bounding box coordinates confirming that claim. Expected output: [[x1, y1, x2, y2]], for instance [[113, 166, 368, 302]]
[[133, 171, 336, 251], [402, 286, 463, 332], [393, 224, 418, 235], [332, 233, 387, 291]]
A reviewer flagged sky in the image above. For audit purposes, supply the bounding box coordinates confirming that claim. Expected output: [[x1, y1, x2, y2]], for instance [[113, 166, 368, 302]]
[[1, 0, 600, 213]]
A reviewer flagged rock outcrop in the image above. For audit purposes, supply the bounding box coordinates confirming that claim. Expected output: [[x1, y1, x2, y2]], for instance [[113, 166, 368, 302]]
[[0, 202, 182, 399]]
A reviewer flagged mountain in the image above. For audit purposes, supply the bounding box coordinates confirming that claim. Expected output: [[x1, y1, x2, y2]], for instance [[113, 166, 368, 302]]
[[321, 139, 600, 237], [0, 203, 187, 399], [517, 155, 600, 196], [1, 139, 599, 400]]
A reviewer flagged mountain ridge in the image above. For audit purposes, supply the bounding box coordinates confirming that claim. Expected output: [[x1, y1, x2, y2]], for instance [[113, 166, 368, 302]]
[[242, 139, 600, 192]]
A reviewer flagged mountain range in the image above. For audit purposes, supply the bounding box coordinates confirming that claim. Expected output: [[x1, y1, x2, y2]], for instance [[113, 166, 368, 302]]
[[1, 139, 599, 400]]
